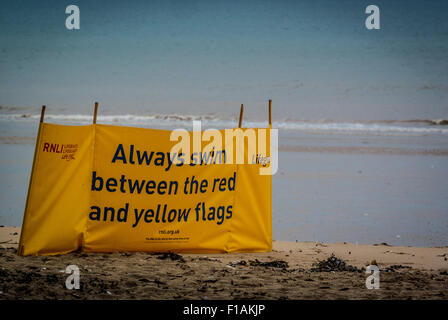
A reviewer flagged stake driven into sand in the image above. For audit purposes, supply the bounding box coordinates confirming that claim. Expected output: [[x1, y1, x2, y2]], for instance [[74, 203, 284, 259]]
[[18, 101, 274, 255]]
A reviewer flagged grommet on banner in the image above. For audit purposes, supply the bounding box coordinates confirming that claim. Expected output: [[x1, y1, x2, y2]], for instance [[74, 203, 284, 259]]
[[93, 102, 99, 124], [238, 104, 244, 128]]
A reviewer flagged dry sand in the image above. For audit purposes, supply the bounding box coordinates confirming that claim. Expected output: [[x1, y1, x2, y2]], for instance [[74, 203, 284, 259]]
[[1, 226, 447, 300]]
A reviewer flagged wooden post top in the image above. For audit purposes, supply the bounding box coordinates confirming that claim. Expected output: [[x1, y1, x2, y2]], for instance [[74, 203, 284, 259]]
[[238, 104, 244, 128], [40, 105, 46, 123], [268, 99, 272, 126], [93, 102, 99, 124]]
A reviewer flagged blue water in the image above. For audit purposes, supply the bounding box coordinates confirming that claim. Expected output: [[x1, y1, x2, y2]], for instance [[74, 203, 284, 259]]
[[0, 0, 448, 120]]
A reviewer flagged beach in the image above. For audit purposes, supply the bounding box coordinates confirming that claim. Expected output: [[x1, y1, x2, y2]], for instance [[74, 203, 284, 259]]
[[1, 226, 447, 300]]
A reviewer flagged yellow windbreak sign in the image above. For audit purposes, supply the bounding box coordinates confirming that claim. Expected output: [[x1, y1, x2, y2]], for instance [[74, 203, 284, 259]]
[[19, 123, 272, 255], [19, 123, 94, 255]]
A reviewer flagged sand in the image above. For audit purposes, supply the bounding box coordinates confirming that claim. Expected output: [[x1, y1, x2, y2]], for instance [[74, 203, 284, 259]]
[[1, 226, 447, 300]]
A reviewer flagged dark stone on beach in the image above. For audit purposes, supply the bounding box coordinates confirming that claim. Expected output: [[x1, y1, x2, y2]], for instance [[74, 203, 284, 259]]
[[384, 265, 411, 272], [227, 260, 247, 267], [155, 252, 185, 263], [121, 252, 133, 257], [310, 254, 359, 272], [249, 259, 288, 269], [373, 242, 391, 246]]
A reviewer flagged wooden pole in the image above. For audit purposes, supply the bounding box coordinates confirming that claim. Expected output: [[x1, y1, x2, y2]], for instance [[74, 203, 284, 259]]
[[93, 102, 98, 124], [40, 105, 46, 123], [18, 105, 46, 256], [238, 104, 244, 128], [268, 99, 272, 126]]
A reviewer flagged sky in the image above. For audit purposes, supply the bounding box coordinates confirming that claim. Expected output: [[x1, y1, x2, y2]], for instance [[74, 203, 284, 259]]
[[0, 0, 447, 121]]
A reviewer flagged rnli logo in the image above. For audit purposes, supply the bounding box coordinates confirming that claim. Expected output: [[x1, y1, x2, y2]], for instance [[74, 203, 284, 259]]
[[43, 142, 79, 161]]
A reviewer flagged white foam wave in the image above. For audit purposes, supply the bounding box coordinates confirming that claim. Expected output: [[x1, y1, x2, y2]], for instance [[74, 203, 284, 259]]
[[1, 113, 447, 134]]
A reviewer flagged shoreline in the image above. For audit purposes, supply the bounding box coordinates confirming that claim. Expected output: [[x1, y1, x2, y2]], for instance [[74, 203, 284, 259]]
[[1, 226, 447, 270]]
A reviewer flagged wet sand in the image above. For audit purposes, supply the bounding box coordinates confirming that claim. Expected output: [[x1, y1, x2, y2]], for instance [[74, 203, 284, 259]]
[[1, 226, 447, 300]]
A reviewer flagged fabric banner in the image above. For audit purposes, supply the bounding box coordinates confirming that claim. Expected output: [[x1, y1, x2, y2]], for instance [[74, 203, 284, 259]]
[[18, 123, 272, 255]]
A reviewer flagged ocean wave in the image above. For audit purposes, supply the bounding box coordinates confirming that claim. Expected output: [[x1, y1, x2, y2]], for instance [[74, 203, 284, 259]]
[[374, 119, 448, 126], [0, 113, 217, 123], [0, 113, 447, 134]]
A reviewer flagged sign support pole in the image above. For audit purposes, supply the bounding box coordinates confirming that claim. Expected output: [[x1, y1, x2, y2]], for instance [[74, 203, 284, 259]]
[[268, 99, 272, 127], [93, 102, 98, 124], [238, 104, 244, 128], [18, 105, 46, 255]]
